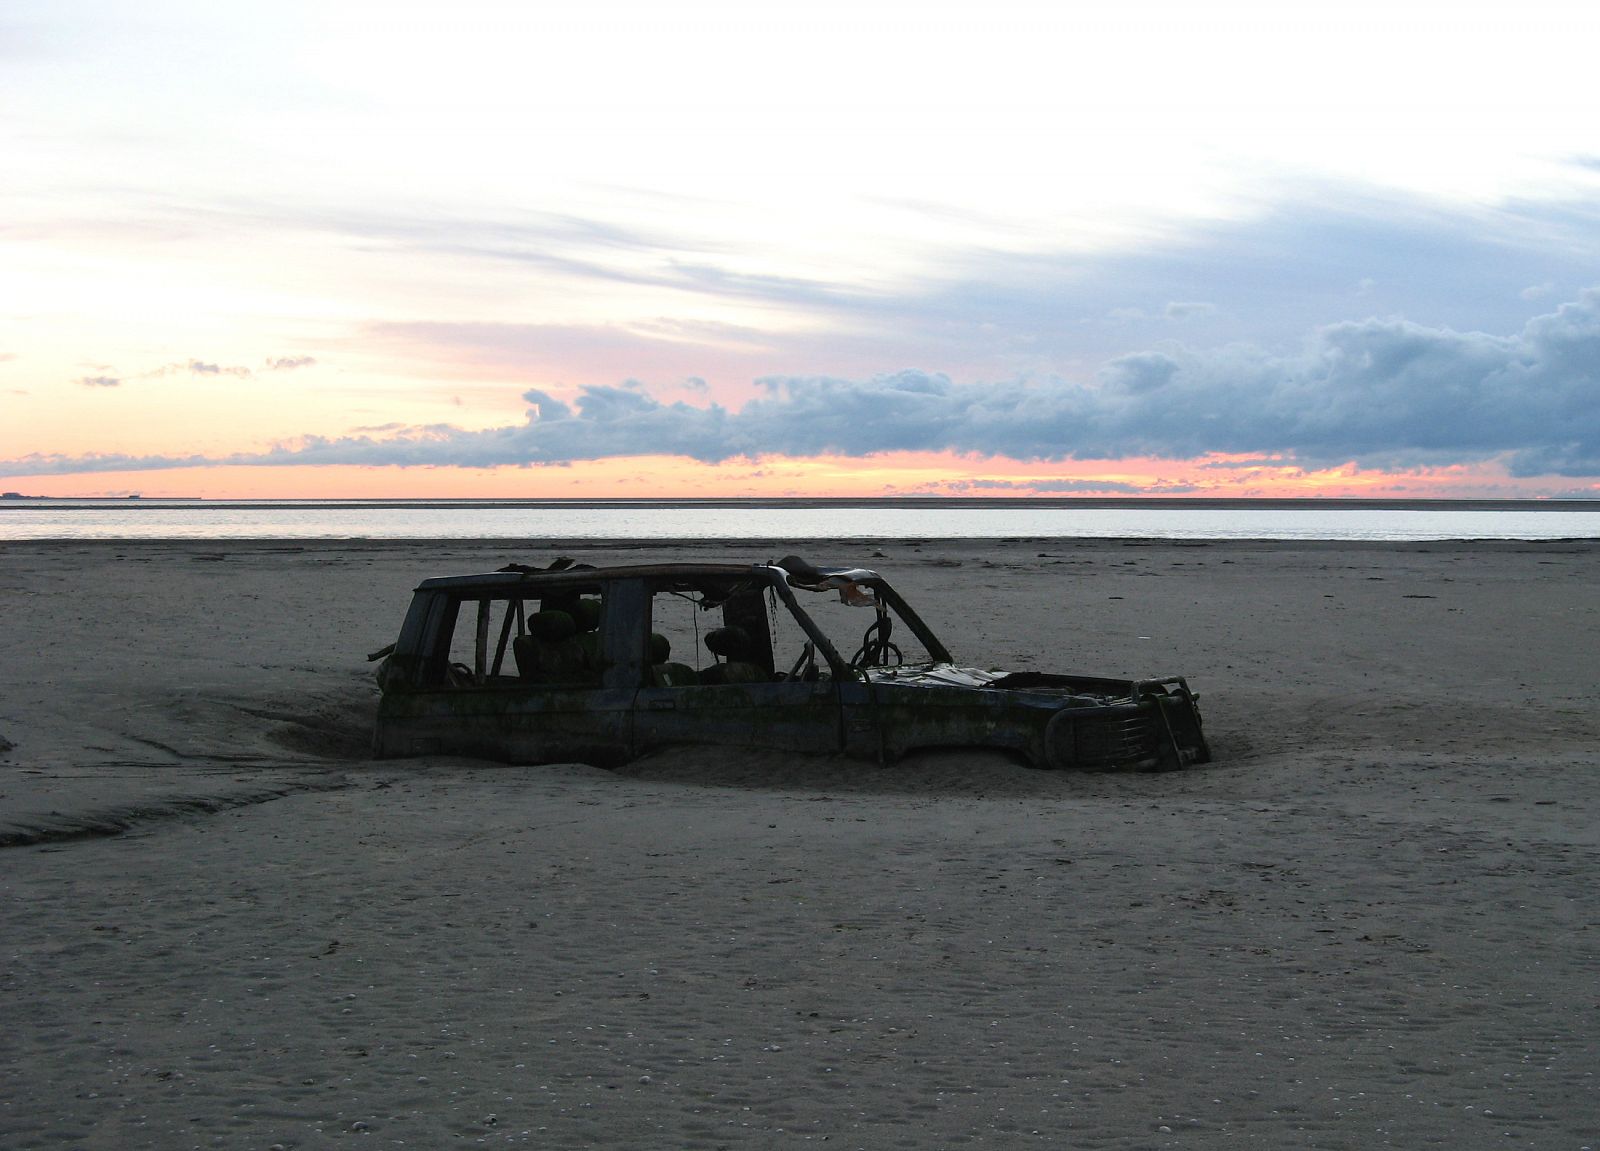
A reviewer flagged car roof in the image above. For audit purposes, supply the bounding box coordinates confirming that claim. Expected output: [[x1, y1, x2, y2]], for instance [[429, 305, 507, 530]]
[[413, 560, 883, 593]]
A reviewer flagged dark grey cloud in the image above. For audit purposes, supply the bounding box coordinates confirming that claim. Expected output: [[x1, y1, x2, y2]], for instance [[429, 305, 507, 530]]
[[9, 292, 1600, 479]]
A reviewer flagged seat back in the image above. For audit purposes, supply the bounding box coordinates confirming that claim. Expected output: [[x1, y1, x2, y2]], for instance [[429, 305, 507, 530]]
[[646, 631, 698, 687], [701, 625, 768, 685], [514, 610, 593, 683]]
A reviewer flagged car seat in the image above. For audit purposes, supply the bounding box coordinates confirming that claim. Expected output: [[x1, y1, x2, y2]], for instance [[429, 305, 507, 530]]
[[700, 625, 769, 685]]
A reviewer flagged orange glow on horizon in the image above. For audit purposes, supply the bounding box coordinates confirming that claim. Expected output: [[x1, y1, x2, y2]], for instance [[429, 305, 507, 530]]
[[2, 452, 1592, 501]]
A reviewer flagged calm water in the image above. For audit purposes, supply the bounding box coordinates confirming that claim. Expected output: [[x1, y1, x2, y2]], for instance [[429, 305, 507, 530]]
[[3, 499, 1599, 541]]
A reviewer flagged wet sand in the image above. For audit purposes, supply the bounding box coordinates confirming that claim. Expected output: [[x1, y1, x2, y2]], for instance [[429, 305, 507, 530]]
[[2, 538, 1597, 1148]]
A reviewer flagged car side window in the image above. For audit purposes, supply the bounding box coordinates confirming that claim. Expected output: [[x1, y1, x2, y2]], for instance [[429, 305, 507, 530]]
[[512, 594, 605, 685], [782, 587, 935, 670], [644, 585, 778, 688], [437, 592, 606, 688], [644, 588, 710, 687]]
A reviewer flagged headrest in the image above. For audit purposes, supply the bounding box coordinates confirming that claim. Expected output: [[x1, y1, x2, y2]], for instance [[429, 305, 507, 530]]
[[648, 632, 671, 663], [571, 598, 602, 633], [705, 626, 751, 660], [530, 610, 577, 641]]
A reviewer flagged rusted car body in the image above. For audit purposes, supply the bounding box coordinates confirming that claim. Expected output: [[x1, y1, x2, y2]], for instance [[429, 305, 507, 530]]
[[371, 557, 1209, 771]]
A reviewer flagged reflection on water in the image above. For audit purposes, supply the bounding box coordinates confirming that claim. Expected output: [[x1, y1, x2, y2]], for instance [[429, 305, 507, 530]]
[[3, 499, 1599, 541]]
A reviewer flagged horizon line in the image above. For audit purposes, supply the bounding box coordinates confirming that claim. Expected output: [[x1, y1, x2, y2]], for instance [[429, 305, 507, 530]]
[[5, 495, 1600, 511]]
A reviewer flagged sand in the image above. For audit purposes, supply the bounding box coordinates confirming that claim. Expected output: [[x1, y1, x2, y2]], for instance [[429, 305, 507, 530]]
[[2, 537, 1596, 1149]]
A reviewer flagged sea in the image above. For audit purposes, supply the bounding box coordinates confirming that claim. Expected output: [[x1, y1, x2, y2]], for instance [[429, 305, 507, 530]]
[[3, 497, 1599, 542]]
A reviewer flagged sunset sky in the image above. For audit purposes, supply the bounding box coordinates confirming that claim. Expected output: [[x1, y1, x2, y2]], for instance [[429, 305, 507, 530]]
[[4, 0, 1599, 498]]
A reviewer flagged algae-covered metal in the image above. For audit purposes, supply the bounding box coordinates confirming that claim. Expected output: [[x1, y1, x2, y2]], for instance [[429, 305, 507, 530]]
[[371, 557, 1209, 771]]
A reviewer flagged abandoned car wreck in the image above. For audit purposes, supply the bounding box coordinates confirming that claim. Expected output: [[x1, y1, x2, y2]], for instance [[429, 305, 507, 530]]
[[371, 557, 1209, 771]]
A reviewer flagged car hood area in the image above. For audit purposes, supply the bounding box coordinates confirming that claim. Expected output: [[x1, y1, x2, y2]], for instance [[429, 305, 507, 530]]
[[861, 663, 1013, 690], [860, 662, 1140, 702]]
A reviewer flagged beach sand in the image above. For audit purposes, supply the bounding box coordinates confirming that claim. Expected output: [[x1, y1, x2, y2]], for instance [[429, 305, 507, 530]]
[[2, 537, 1596, 1148]]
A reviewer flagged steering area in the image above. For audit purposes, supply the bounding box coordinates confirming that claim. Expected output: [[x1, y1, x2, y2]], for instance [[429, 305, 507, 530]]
[[850, 608, 903, 668]]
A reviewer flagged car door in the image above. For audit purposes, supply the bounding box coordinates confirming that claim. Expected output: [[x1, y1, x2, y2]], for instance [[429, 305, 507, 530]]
[[627, 578, 847, 758], [412, 591, 635, 764]]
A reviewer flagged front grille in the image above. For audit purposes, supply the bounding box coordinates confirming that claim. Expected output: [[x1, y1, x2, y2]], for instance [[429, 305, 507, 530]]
[[1063, 712, 1161, 769]]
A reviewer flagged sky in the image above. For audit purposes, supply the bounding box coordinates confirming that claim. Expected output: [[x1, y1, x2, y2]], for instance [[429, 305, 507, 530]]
[[4, 0, 1599, 498]]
